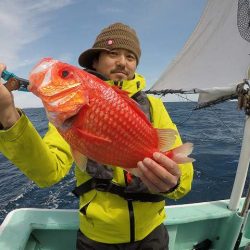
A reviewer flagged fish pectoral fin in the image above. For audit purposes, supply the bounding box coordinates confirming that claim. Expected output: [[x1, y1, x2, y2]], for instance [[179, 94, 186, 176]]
[[164, 143, 195, 164], [111, 85, 130, 96], [71, 148, 87, 172], [157, 128, 178, 152], [124, 167, 141, 177], [74, 128, 112, 144]]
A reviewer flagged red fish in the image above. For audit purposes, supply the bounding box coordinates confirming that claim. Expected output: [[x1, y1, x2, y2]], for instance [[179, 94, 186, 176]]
[[29, 58, 193, 171]]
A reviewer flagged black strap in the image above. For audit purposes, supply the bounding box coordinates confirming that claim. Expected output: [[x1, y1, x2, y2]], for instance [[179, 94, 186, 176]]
[[72, 178, 165, 202], [131, 91, 152, 122]]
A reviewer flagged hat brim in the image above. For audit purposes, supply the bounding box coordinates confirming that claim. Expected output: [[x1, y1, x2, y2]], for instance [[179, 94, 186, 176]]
[[78, 48, 110, 69]]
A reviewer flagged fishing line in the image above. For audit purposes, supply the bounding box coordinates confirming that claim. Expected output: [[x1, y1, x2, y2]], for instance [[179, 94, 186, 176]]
[[164, 93, 197, 126]]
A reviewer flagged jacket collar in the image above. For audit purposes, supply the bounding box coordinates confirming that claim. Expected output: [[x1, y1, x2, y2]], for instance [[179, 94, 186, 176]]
[[106, 73, 146, 97]]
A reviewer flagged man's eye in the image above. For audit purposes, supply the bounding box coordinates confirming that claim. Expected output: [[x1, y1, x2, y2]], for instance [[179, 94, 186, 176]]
[[109, 51, 118, 56], [127, 54, 136, 61]]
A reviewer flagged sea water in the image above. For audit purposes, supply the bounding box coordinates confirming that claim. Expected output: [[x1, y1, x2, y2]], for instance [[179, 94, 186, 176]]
[[0, 101, 249, 223]]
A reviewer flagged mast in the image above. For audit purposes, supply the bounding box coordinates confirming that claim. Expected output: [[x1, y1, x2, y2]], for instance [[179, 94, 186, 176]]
[[229, 71, 250, 211], [229, 116, 250, 211]]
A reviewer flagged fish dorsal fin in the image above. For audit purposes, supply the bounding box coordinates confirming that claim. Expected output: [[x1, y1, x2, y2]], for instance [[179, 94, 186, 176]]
[[157, 128, 178, 152], [111, 86, 152, 126], [111, 85, 130, 96]]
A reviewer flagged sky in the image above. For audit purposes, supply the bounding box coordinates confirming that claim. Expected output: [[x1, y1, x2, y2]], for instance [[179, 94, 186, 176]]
[[0, 0, 207, 108]]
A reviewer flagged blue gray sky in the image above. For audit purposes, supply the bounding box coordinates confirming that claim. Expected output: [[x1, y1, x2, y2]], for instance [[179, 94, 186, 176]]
[[0, 0, 206, 107]]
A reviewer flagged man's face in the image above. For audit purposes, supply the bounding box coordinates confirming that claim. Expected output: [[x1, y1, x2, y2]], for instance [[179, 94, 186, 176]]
[[92, 49, 137, 81]]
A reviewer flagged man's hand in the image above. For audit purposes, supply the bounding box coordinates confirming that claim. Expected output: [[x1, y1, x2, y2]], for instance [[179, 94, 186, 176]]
[[0, 63, 20, 129], [137, 152, 181, 193]]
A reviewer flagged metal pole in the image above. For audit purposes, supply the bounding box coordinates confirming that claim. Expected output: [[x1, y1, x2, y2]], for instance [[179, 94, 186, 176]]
[[234, 184, 250, 250], [229, 116, 250, 211], [240, 184, 250, 217]]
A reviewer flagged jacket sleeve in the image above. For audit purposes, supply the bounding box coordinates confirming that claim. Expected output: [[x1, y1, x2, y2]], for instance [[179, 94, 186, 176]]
[[0, 110, 73, 187], [148, 96, 194, 200]]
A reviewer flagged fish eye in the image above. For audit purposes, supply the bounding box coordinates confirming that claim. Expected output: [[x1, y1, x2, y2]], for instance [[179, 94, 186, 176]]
[[61, 70, 69, 78]]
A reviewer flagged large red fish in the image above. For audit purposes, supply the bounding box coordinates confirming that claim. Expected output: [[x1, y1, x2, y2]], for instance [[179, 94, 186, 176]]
[[29, 58, 193, 172]]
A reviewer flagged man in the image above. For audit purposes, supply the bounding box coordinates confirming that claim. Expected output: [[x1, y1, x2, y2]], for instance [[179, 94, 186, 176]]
[[0, 22, 193, 249]]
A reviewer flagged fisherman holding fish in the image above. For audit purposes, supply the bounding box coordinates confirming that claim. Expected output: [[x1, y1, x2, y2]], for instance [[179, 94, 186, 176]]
[[0, 23, 193, 249]]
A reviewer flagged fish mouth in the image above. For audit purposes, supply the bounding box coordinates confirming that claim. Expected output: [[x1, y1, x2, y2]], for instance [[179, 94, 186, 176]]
[[41, 82, 82, 97]]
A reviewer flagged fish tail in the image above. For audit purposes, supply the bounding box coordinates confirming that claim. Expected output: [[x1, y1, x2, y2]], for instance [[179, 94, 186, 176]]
[[164, 142, 195, 164]]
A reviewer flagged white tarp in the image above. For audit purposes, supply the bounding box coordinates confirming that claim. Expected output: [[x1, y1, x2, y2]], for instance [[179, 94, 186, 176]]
[[152, 0, 250, 97]]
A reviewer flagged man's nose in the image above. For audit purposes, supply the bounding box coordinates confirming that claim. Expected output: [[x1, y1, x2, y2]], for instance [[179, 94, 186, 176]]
[[116, 55, 126, 66]]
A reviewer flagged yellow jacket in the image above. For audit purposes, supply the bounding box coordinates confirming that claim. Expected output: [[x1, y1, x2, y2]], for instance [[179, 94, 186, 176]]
[[0, 73, 193, 243]]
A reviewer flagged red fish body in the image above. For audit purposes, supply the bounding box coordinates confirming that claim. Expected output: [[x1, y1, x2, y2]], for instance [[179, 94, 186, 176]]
[[29, 58, 193, 170]]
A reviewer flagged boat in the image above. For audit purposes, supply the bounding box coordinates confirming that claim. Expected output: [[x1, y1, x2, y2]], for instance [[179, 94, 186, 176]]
[[0, 197, 248, 250], [0, 0, 250, 249]]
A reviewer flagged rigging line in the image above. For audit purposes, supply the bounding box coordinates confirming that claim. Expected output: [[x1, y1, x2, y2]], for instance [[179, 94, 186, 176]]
[[175, 93, 197, 103], [208, 105, 243, 143], [165, 93, 197, 126], [176, 109, 195, 126], [164, 93, 242, 142], [160, 93, 242, 142], [173, 93, 242, 142]]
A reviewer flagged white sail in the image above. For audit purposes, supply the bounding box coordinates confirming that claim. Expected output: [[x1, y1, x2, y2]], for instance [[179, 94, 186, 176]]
[[151, 0, 250, 103]]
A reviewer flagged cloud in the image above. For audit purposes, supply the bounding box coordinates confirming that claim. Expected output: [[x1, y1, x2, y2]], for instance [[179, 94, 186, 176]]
[[26, 0, 74, 13], [0, 0, 75, 108], [0, 0, 74, 70]]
